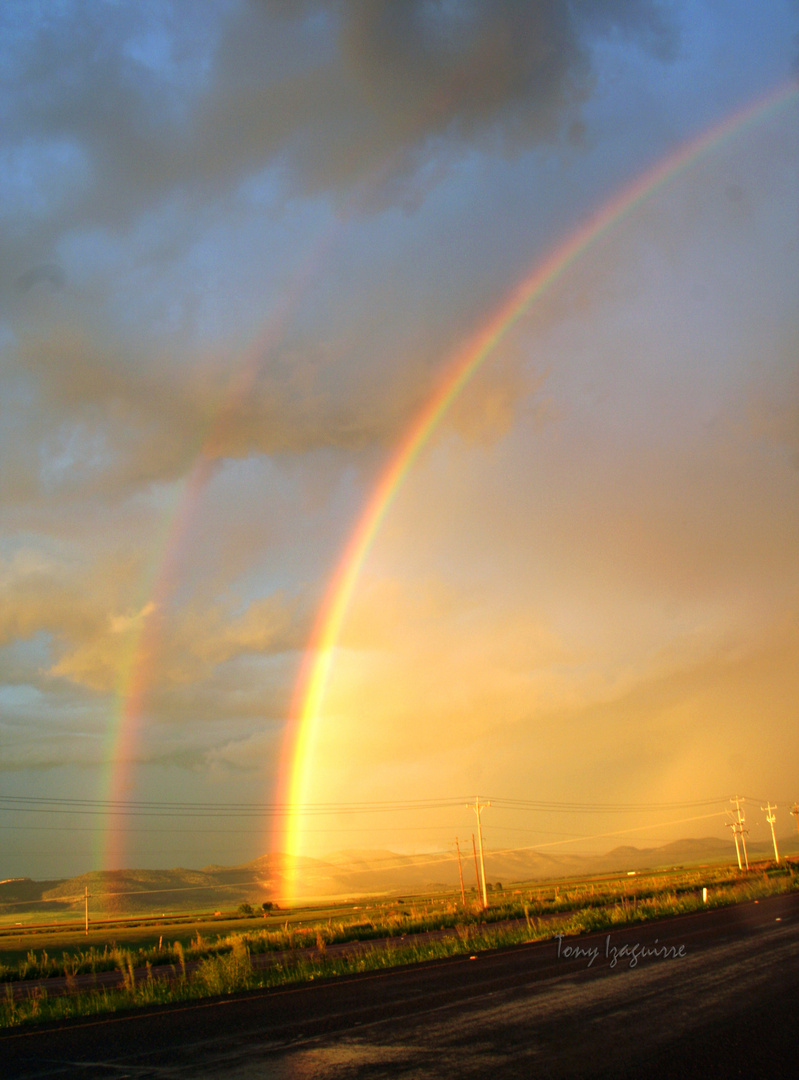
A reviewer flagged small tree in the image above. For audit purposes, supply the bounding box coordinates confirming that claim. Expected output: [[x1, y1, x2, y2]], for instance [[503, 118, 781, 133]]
[[238, 902, 254, 917]]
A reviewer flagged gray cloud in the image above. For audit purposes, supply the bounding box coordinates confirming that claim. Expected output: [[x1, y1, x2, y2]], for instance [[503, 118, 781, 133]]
[[15, 264, 66, 293], [3, 320, 438, 504], [0, 0, 681, 507], [3, 0, 678, 249]]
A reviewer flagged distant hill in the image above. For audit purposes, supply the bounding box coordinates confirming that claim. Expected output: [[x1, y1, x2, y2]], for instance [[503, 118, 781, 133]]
[[3, 836, 796, 916], [291, 836, 792, 896], [0, 877, 66, 915], [247, 835, 799, 899]]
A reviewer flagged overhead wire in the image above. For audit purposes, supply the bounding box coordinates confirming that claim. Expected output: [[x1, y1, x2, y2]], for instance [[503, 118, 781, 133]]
[[0, 792, 738, 817], [1, 793, 776, 879]]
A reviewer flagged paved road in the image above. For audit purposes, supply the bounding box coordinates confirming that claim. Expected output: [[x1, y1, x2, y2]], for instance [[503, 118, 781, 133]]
[[3, 893, 798, 1079]]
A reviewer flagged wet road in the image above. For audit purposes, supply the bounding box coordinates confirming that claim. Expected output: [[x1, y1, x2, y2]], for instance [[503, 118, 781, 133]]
[[3, 892, 798, 1079]]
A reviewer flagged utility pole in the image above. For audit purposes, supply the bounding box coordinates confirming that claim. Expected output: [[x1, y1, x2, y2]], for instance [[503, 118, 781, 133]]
[[729, 796, 749, 870], [467, 796, 490, 909], [791, 803, 799, 839], [736, 798, 749, 870], [762, 802, 780, 864], [84, 885, 89, 936], [455, 837, 466, 908], [471, 834, 480, 906], [726, 819, 742, 869]]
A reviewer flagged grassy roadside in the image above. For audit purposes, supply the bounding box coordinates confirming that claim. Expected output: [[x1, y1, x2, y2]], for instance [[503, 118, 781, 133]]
[[2, 864, 797, 1031], [0, 862, 771, 983]]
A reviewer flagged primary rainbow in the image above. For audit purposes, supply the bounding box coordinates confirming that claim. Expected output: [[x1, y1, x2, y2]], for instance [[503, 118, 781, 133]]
[[275, 81, 798, 903], [98, 86, 474, 870]]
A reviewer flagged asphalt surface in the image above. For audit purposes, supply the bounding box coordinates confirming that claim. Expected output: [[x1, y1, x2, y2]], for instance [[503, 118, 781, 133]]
[[3, 892, 798, 1079]]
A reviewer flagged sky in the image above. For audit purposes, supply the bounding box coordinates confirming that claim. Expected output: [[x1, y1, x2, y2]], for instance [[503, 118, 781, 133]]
[[1, 0, 798, 884]]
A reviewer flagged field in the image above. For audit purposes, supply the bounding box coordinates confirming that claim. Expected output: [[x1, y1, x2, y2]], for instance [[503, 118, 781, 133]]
[[0, 862, 738, 966], [2, 857, 798, 1030]]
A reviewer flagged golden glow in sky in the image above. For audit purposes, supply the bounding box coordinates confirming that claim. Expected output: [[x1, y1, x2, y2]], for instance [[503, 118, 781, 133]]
[[1, 1, 798, 881]]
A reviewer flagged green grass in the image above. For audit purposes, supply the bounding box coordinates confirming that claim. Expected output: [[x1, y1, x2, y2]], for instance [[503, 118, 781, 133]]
[[1, 862, 794, 985], [1, 862, 797, 1031]]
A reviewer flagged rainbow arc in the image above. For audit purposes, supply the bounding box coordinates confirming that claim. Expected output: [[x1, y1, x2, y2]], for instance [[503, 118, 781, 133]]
[[274, 82, 798, 905]]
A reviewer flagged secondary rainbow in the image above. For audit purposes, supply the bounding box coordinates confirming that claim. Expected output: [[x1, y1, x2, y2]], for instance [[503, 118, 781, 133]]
[[98, 223, 342, 871], [275, 81, 798, 903], [98, 87, 473, 870]]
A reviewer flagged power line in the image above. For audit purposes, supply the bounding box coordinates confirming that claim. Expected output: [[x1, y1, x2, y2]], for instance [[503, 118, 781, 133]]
[[0, 795, 471, 819], [489, 796, 732, 813], [0, 822, 468, 836], [3, 794, 785, 882], [0, 793, 739, 818]]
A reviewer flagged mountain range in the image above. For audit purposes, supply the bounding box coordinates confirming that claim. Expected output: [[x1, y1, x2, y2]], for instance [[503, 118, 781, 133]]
[[2, 835, 796, 916]]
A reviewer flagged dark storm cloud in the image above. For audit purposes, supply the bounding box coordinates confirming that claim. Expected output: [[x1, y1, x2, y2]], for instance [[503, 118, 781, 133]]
[[4, 0, 678, 241], [0, 0, 680, 503], [3, 321, 437, 504]]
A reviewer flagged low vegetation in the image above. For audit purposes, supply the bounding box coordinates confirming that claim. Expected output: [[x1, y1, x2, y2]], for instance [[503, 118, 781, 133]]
[[1, 861, 796, 1030]]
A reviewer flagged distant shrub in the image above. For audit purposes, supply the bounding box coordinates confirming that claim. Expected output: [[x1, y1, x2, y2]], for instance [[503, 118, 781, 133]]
[[237, 903, 254, 917]]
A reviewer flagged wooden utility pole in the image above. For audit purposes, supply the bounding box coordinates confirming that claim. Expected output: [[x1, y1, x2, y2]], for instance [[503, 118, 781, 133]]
[[726, 820, 742, 869], [729, 796, 749, 870], [471, 834, 480, 905], [791, 803, 799, 838], [467, 796, 490, 909], [84, 885, 89, 936], [455, 837, 466, 908], [762, 802, 780, 863]]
